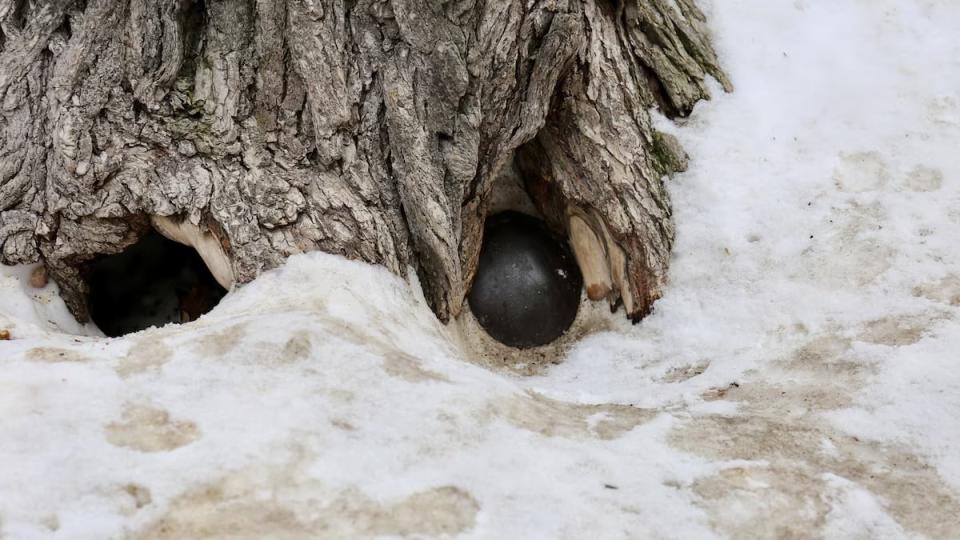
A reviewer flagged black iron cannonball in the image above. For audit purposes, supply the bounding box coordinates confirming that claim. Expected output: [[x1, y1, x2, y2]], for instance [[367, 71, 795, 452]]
[[468, 211, 583, 349]]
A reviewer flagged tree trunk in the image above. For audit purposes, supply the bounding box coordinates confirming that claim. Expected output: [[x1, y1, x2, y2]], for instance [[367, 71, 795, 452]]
[[0, 0, 729, 324]]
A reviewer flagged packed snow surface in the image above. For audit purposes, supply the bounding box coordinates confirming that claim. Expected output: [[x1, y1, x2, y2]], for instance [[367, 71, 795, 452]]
[[2, 0, 960, 538]]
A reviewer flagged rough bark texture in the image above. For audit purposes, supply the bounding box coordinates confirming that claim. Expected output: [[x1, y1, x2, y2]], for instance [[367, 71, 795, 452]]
[[0, 0, 728, 323]]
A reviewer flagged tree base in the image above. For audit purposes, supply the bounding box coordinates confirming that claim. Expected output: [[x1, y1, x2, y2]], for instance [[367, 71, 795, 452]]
[[0, 0, 729, 327]]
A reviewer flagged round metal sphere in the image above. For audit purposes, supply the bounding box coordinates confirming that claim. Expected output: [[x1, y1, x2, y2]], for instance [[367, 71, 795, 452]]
[[468, 212, 583, 349]]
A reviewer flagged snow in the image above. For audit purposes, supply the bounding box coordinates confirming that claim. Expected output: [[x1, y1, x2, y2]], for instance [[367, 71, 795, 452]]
[[2, 0, 960, 538]]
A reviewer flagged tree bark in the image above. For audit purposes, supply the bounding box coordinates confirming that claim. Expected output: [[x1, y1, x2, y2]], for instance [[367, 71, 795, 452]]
[[0, 0, 728, 324]]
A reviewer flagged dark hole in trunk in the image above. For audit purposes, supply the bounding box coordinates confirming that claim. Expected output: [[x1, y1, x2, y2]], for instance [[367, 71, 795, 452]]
[[85, 231, 226, 337]]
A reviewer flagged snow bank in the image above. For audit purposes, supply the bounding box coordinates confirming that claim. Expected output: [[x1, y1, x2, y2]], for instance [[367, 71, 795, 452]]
[[2, 0, 960, 538]]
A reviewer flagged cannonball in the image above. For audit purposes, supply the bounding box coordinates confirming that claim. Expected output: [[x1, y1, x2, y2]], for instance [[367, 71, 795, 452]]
[[468, 211, 583, 349]]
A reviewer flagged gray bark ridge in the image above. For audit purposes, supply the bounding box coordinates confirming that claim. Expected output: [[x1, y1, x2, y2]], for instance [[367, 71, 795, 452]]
[[0, 0, 729, 323]]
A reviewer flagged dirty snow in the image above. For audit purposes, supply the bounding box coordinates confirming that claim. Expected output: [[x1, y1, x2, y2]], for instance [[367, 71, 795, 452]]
[[2, 0, 960, 538]]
